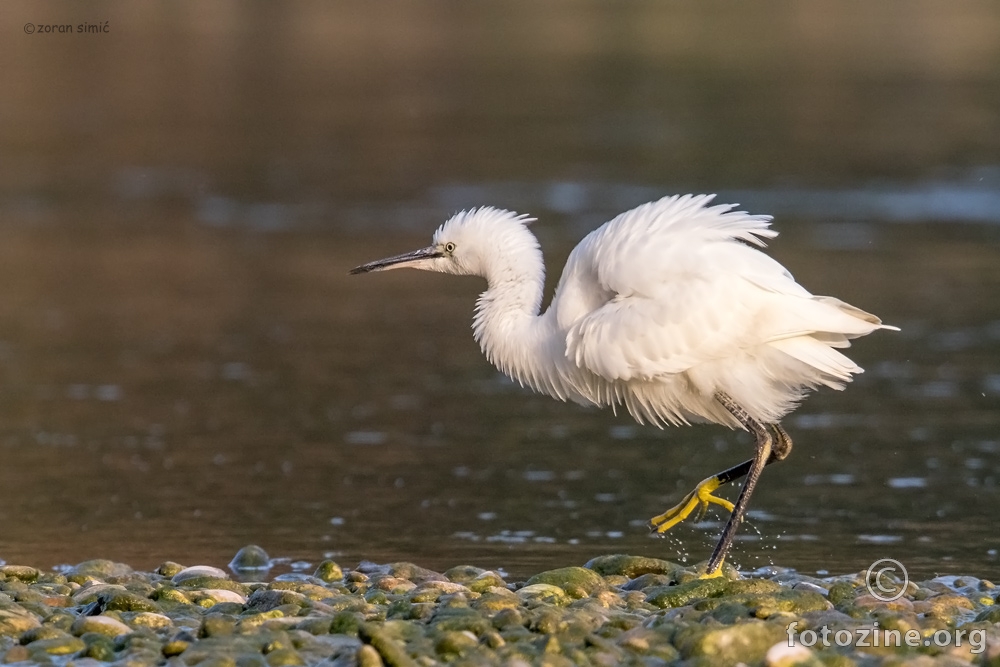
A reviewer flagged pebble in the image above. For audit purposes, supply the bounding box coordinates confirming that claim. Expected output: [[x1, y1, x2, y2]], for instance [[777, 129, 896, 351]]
[[69, 614, 133, 637], [0, 549, 996, 666]]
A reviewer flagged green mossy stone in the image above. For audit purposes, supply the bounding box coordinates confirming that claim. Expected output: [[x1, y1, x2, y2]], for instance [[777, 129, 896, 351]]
[[434, 630, 478, 657], [526, 567, 607, 599], [175, 578, 250, 596], [201, 615, 237, 638], [247, 590, 311, 613], [70, 614, 133, 637], [81, 634, 118, 661], [516, 584, 570, 607], [356, 644, 383, 667], [313, 561, 344, 583], [20, 625, 67, 644], [444, 565, 486, 584], [724, 579, 784, 595], [491, 607, 525, 630], [430, 607, 491, 635], [676, 619, 787, 663], [645, 576, 728, 608], [387, 563, 445, 584], [155, 562, 186, 578], [206, 602, 247, 615], [264, 647, 304, 666], [828, 582, 857, 607], [103, 591, 162, 613], [294, 617, 332, 635], [363, 590, 388, 605], [268, 582, 332, 602], [67, 560, 133, 582], [921, 593, 974, 617], [473, 592, 519, 613], [697, 589, 830, 618], [622, 573, 675, 591], [359, 623, 419, 667], [0, 567, 40, 584], [377, 619, 426, 643], [329, 611, 361, 637], [151, 587, 191, 604], [708, 600, 753, 623], [41, 609, 74, 630], [0, 609, 40, 637], [584, 555, 682, 579], [122, 611, 174, 631], [26, 634, 87, 656], [161, 639, 190, 657]]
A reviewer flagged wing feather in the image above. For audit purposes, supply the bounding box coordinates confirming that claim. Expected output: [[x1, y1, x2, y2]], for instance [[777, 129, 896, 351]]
[[555, 194, 889, 386]]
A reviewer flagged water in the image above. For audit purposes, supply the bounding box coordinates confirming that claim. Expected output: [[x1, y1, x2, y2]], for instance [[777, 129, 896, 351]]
[[1, 3, 1000, 580]]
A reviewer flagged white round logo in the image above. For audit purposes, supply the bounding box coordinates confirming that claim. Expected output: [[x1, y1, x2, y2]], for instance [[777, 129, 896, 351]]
[[865, 558, 908, 601]]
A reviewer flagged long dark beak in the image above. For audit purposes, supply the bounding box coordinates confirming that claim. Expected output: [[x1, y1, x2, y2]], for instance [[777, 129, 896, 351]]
[[349, 246, 442, 274]]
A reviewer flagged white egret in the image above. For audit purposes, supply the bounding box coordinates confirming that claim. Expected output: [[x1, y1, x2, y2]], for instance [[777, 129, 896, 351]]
[[351, 194, 897, 576]]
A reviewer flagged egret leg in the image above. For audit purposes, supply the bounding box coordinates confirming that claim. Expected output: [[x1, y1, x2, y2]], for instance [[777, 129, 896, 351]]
[[648, 424, 793, 535], [703, 392, 773, 576], [649, 395, 793, 577]]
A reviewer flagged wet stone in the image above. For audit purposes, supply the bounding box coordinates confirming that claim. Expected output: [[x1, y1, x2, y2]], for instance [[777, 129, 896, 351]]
[[189, 588, 249, 607], [155, 561, 185, 578], [645, 575, 728, 608], [103, 591, 162, 613], [622, 573, 675, 591], [175, 577, 250, 596], [70, 614, 133, 637], [125, 611, 174, 631], [26, 633, 87, 656], [201, 615, 238, 637], [585, 554, 683, 579], [230, 545, 272, 572], [0, 566, 39, 583], [0, 609, 40, 636], [516, 584, 571, 606], [81, 633, 118, 661], [526, 567, 607, 599], [387, 562, 446, 584], [66, 560, 133, 582], [0, 554, 993, 666], [172, 566, 231, 584], [313, 561, 343, 583]]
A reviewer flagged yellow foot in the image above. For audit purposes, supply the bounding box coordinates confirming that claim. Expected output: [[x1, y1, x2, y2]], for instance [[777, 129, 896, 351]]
[[698, 567, 725, 579], [649, 475, 735, 534]]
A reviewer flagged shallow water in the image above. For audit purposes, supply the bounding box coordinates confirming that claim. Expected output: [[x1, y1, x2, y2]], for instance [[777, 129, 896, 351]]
[[1, 2, 1000, 580]]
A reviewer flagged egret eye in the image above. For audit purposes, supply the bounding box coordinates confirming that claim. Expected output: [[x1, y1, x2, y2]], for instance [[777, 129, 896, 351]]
[[444, 242, 456, 253]]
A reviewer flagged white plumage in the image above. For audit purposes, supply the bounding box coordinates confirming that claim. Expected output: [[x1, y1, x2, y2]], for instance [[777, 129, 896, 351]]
[[351, 194, 896, 572], [419, 194, 889, 427]]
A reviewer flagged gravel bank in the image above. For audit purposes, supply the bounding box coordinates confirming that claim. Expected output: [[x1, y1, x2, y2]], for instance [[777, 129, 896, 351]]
[[1, 549, 997, 666]]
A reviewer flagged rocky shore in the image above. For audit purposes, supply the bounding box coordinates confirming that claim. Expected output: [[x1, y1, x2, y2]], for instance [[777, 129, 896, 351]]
[[0, 547, 997, 666]]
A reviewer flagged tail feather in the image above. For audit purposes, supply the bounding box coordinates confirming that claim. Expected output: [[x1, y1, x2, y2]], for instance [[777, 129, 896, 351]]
[[768, 336, 861, 388]]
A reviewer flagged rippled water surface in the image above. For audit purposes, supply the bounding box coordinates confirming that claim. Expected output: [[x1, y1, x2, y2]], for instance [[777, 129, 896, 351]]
[[2, 2, 1000, 580]]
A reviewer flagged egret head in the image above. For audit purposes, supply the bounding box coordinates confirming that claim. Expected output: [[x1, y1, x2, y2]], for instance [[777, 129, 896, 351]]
[[350, 207, 537, 278]]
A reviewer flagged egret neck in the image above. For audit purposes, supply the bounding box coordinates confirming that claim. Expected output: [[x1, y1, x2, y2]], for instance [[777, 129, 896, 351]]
[[469, 226, 570, 402]]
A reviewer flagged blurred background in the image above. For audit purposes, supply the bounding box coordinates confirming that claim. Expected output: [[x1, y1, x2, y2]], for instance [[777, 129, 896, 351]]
[[1, 1, 999, 579]]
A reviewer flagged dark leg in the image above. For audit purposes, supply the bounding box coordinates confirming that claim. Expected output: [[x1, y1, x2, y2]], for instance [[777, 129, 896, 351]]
[[704, 424, 794, 489], [704, 392, 773, 575], [648, 405, 795, 568]]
